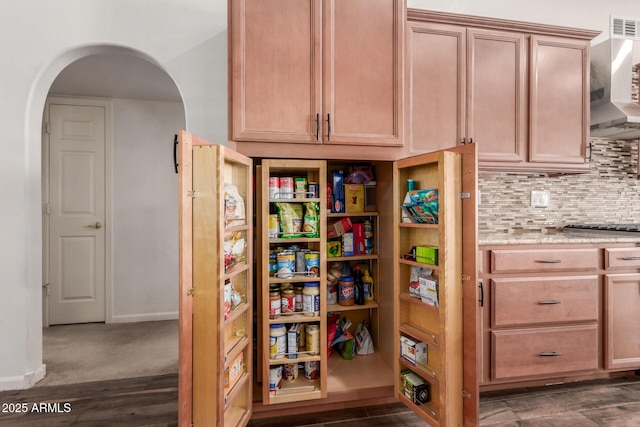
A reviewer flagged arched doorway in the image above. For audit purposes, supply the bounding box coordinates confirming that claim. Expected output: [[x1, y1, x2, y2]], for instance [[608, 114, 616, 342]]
[[37, 46, 185, 385]]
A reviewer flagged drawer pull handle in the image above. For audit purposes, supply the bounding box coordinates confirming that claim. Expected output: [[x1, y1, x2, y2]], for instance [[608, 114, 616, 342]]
[[538, 259, 562, 264], [622, 256, 640, 261], [539, 300, 562, 305], [540, 352, 563, 357]]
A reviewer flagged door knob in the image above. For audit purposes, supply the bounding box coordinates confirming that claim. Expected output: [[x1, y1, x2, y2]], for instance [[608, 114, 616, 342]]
[[85, 221, 102, 229]]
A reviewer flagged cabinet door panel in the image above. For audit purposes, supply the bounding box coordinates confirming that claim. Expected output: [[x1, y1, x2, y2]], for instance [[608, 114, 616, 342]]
[[324, 0, 403, 146], [530, 36, 588, 164], [468, 29, 527, 163], [605, 274, 640, 370], [406, 21, 465, 154], [231, 0, 322, 143]]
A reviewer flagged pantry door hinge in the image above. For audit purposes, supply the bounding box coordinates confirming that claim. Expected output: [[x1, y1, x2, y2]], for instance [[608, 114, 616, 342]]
[[187, 190, 196, 198], [45, 122, 51, 134], [187, 287, 195, 297], [462, 389, 472, 399], [461, 274, 471, 281], [43, 283, 50, 296], [459, 192, 470, 199]]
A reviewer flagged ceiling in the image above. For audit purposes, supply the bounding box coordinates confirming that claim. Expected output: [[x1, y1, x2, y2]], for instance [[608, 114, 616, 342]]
[[49, 53, 183, 103]]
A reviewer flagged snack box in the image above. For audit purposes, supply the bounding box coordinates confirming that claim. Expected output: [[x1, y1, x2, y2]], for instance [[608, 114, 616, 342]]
[[416, 246, 438, 266], [400, 370, 431, 405], [344, 184, 364, 213], [352, 223, 365, 255], [400, 335, 428, 365], [224, 352, 244, 389], [327, 217, 352, 238], [343, 232, 354, 256]]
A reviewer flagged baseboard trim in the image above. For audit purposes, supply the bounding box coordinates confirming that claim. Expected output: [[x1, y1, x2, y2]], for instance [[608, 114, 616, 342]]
[[0, 364, 46, 391], [109, 312, 178, 324]]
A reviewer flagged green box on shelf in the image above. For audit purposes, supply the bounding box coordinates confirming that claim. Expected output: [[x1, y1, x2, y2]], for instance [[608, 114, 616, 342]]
[[416, 246, 438, 266]]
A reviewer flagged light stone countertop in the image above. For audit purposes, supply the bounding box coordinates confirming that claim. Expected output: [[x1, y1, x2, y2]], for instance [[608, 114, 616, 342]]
[[479, 230, 640, 246]]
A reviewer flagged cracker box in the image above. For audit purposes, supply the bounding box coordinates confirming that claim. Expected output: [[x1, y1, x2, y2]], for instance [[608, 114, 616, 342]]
[[400, 335, 428, 365], [327, 217, 352, 238], [224, 352, 244, 389], [344, 184, 364, 213], [342, 232, 354, 256], [416, 246, 438, 266], [400, 370, 431, 404], [352, 223, 365, 255]]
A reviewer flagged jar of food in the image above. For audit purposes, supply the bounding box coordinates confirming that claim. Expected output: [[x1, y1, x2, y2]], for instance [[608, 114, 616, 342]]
[[306, 323, 320, 355], [338, 276, 355, 306], [269, 290, 281, 318], [281, 288, 295, 315], [302, 282, 320, 317], [269, 324, 287, 359], [293, 284, 305, 312]]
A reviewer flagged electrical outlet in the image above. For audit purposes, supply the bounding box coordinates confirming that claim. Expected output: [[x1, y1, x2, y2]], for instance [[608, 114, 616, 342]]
[[531, 190, 550, 207]]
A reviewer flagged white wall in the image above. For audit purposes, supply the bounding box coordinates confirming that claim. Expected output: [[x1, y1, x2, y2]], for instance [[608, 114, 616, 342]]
[[3, 0, 640, 391], [111, 99, 184, 322]]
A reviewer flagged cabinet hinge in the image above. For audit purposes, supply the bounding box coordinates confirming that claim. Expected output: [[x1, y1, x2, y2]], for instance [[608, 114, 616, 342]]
[[45, 122, 51, 134], [187, 190, 196, 198], [461, 274, 471, 281], [462, 389, 472, 399], [459, 192, 470, 199], [42, 283, 50, 296], [187, 287, 195, 297]]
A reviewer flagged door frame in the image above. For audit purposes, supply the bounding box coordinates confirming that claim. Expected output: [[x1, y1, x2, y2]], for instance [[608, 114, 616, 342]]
[[42, 96, 114, 327]]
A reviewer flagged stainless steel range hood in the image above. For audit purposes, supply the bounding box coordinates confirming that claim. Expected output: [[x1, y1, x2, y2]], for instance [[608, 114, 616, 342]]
[[590, 37, 640, 140]]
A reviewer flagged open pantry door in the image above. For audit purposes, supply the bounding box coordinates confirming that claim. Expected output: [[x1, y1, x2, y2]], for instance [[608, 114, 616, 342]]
[[393, 142, 479, 427], [178, 130, 254, 427]]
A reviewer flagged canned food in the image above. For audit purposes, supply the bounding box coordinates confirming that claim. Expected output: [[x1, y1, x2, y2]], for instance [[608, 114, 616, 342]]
[[294, 177, 307, 199], [279, 177, 294, 199], [304, 251, 320, 277], [269, 177, 280, 200], [269, 366, 282, 392], [269, 214, 279, 238], [277, 251, 295, 278], [304, 361, 319, 380], [283, 363, 298, 382], [308, 182, 319, 198], [295, 250, 307, 273]]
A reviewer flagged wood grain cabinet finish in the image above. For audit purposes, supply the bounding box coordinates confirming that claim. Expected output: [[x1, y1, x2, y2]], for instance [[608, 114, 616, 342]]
[[406, 10, 598, 172], [491, 325, 599, 380], [490, 248, 599, 274], [230, 0, 404, 147], [491, 276, 598, 328], [605, 273, 640, 370], [605, 248, 640, 270]]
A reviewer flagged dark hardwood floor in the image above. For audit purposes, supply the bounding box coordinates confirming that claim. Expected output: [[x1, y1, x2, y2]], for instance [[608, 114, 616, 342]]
[[2, 374, 640, 426]]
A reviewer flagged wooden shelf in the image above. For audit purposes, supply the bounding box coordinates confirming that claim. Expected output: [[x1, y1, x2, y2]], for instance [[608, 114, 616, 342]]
[[399, 291, 439, 314], [268, 353, 321, 366], [399, 357, 439, 384], [223, 406, 249, 427], [224, 371, 250, 409], [224, 302, 249, 326], [269, 273, 320, 283], [327, 352, 393, 392], [398, 222, 439, 230], [327, 254, 378, 262], [269, 237, 321, 244], [269, 197, 322, 203], [398, 394, 440, 427], [327, 301, 379, 312], [398, 258, 439, 271], [224, 262, 249, 280], [224, 224, 250, 233], [268, 313, 322, 324], [224, 335, 249, 368], [399, 322, 439, 348], [269, 376, 322, 405], [327, 212, 379, 217]]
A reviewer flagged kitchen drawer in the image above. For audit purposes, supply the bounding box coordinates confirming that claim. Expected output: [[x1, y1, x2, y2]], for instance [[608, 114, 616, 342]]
[[604, 248, 640, 270], [491, 276, 598, 327], [490, 248, 598, 273], [491, 325, 598, 380]]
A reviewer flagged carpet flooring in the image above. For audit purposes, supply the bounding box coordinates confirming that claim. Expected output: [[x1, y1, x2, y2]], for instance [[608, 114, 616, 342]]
[[36, 320, 178, 387]]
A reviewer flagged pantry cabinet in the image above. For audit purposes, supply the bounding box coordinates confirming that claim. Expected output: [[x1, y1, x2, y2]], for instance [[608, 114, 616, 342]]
[[230, 0, 404, 148], [406, 10, 598, 173], [178, 131, 253, 426]]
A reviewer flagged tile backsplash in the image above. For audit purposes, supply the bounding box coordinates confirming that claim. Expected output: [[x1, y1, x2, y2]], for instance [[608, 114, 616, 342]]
[[478, 139, 640, 235]]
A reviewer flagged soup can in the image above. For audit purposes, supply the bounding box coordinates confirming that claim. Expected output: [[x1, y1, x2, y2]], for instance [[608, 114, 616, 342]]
[[304, 360, 319, 380], [276, 251, 295, 278], [279, 177, 294, 199], [269, 177, 280, 200], [269, 366, 282, 392], [308, 182, 319, 198], [304, 251, 320, 277]]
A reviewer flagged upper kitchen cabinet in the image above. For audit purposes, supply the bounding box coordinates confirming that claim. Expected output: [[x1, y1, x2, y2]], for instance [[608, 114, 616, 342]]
[[230, 0, 404, 150], [406, 10, 598, 173]]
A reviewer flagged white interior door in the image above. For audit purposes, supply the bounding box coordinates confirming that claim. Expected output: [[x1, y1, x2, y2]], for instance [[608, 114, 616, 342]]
[[48, 103, 106, 325]]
